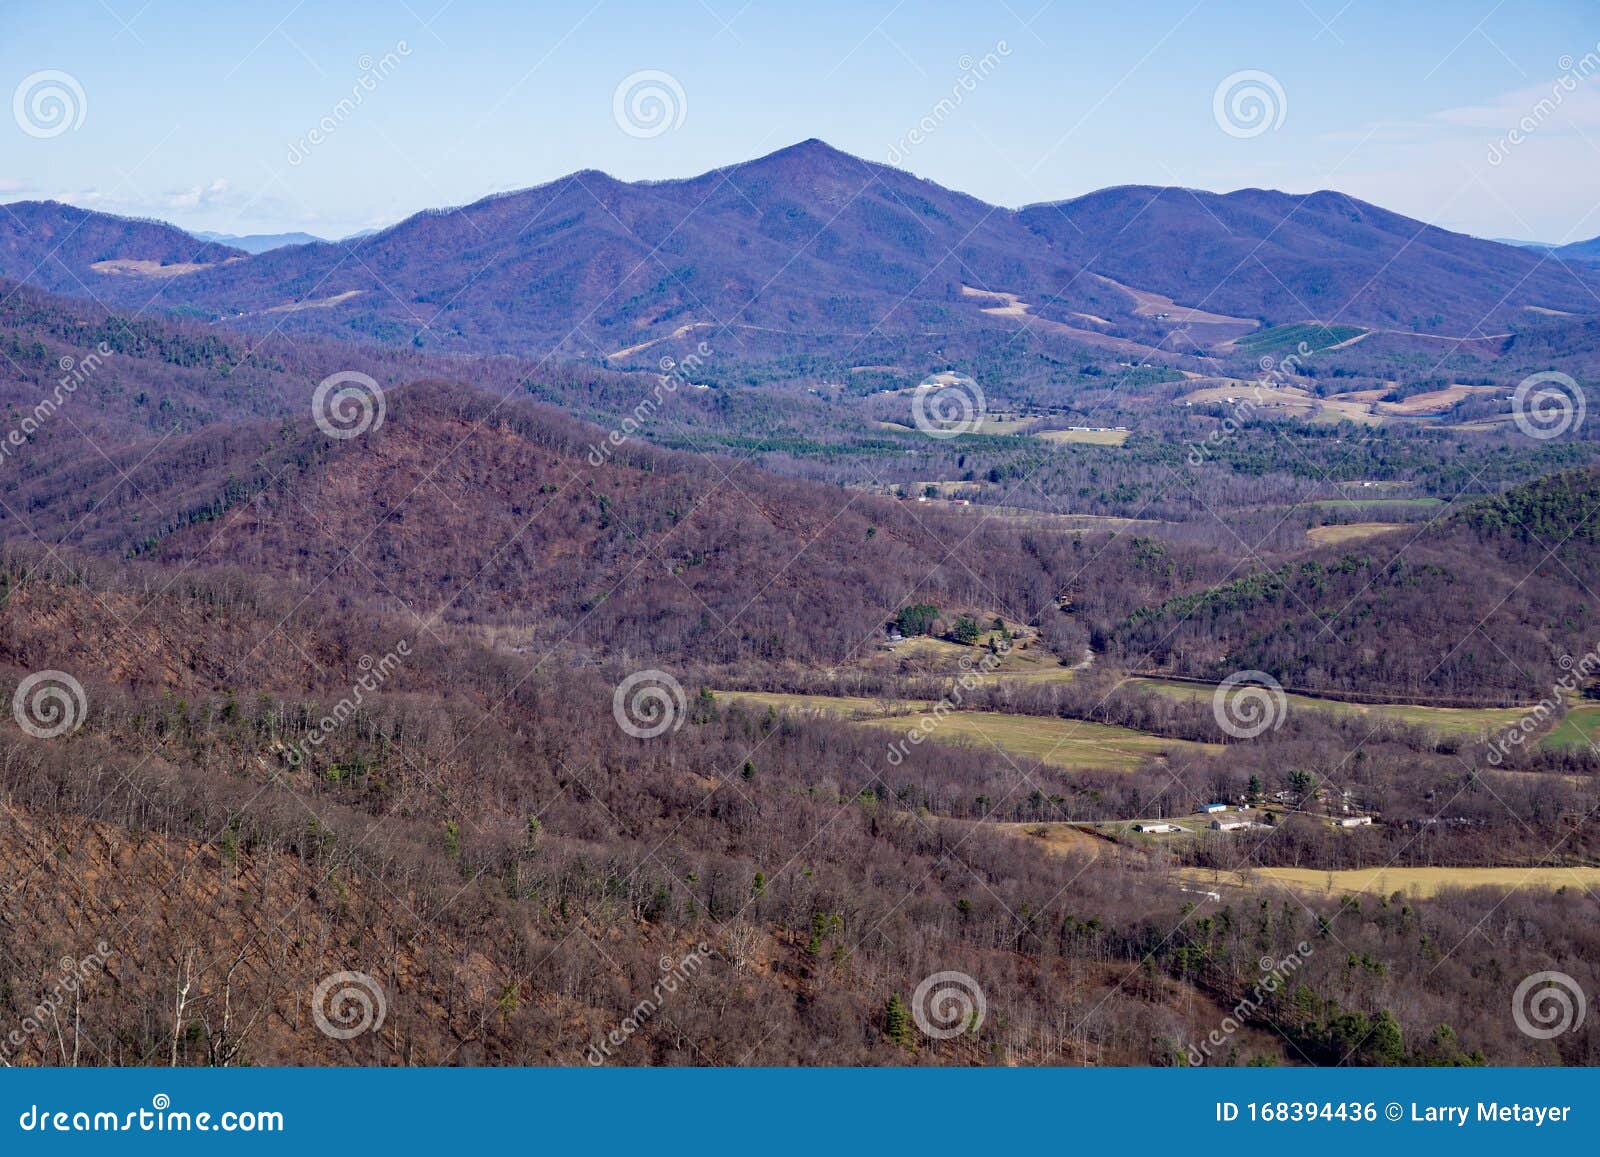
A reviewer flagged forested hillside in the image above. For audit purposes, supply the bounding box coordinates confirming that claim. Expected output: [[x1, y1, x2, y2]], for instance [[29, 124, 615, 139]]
[[1108, 467, 1600, 702]]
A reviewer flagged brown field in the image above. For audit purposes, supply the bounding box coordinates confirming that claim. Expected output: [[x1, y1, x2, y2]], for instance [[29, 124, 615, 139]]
[[1310, 398, 1387, 426], [89, 258, 226, 278], [1375, 384, 1500, 416], [855, 709, 1218, 771], [1181, 379, 1499, 428], [604, 320, 712, 361], [960, 284, 1176, 358], [1088, 273, 1259, 330], [974, 413, 1038, 435], [715, 689, 929, 719], [719, 688, 1217, 771], [1126, 676, 1528, 735], [1179, 865, 1600, 898], [1179, 382, 1321, 418], [989, 821, 1105, 857], [263, 289, 364, 313], [1035, 427, 1130, 446], [1306, 522, 1406, 545]]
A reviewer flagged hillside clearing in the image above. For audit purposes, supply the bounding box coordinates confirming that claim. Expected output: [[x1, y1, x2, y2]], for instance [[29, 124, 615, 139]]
[[1542, 703, 1600, 752], [1124, 677, 1528, 735], [1035, 427, 1130, 446], [1306, 522, 1406, 545], [1180, 865, 1600, 898], [857, 710, 1218, 771], [719, 689, 1215, 771]]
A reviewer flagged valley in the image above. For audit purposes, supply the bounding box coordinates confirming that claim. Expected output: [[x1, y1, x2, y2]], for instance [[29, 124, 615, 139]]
[[1, 136, 1598, 1071]]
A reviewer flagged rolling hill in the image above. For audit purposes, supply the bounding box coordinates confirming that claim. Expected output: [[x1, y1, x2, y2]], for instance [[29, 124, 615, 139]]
[[0, 199, 242, 293], [1554, 235, 1600, 264], [0, 372, 1090, 667], [1018, 185, 1600, 335], [1107, 465, 1600, 703], [195, 230, 327, 253]]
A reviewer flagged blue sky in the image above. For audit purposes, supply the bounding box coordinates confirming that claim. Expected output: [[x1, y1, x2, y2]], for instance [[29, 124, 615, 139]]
[[4, 0, 1599, 241]]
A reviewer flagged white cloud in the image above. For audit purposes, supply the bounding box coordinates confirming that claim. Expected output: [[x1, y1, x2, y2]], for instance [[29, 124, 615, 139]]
[[1433, 75, 1600, 133], [164, 177, 233, 211]]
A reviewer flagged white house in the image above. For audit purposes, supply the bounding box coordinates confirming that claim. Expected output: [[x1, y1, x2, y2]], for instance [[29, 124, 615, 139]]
[[1201, 802, 1228, 814], [1210, 819, 1252, 831], [1335, 815, 1373, 827], [1133, 822, 1182, 833]]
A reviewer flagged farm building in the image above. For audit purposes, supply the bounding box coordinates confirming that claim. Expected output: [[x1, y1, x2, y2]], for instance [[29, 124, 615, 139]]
[[1200, 803, 1229, 814]]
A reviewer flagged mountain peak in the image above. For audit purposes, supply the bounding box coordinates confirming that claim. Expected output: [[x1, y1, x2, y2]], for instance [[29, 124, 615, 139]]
[[729, 138, 875, 176]]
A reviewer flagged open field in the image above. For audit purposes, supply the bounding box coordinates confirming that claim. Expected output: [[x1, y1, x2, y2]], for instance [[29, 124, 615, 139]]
[[1179, 381, 1318, 414], [1088, 273, 1259, 332], [1298, 496, 1444, 511], [1233, 322, 1367, 354], [1309, 398, 1387, 426], [868, 498, 1169, 534], [716, 690, 930, 719], [262, 289, 364, 313], [1125, 676, 1529, 735], [1035, 427, 1130, 446], [1305, 522, 1406, 546], [1542, 703, 1600, 752], [950, 507, 1162, 531], [986, 821, 1105, 857], [868, 631, 1091, 683], [1179, 865, 1600, 898], [1374, 384, 1501, 416], [89, 258, 234, 277], [973, 414, 1038, 435], [856, 710, 1220, 771], [719, 689, 1217, 771], [959, 284, 1176, 358], [1178, 371, 1496, 428]]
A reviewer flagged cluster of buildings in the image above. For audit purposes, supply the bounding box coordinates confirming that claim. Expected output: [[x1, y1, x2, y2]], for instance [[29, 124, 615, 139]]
[[1131, 794, 1377, 836]]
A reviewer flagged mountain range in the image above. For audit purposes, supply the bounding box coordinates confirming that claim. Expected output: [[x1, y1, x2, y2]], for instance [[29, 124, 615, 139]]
[[4, 140, 1599, 364], [195, 229, 328, 253]]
